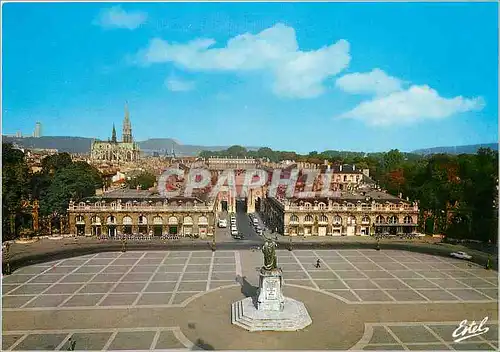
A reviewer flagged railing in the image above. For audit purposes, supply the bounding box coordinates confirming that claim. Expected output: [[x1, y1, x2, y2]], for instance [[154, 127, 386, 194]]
[[284, 205, 418, 212], [69, 204, 214, 212]]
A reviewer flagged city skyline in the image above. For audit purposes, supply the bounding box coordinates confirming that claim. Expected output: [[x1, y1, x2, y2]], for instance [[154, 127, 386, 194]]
[[2, 2, 498, 154]]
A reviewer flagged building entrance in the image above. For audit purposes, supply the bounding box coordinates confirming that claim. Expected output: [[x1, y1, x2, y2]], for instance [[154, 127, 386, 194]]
[[236, 198, 248, 213]]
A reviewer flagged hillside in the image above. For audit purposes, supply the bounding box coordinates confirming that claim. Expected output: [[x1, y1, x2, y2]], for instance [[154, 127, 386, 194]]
[[411, 143, 498, 155], [2, 136, 259, 156], [4, 136, 496, 157], [2, 136, 93, 153]]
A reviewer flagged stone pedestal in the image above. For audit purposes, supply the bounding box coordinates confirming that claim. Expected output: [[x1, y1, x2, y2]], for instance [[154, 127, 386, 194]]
[[257, 268, 285, 311], [231, 267, 312, 332]]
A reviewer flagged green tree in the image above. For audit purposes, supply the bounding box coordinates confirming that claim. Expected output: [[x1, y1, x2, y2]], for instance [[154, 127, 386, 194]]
[[41, 153, 72, 174], [39, 162, 101, 216], [2, 144, 31, 240], [226, 145, 247, 158], [126, 172, 157, 190]]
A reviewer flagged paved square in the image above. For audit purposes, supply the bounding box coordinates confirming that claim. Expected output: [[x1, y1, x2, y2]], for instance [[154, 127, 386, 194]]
[[2, 249, 497, 351]]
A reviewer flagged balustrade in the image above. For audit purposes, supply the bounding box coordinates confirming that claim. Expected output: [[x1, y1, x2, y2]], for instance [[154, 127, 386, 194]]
[[69, 204, 213, 212]]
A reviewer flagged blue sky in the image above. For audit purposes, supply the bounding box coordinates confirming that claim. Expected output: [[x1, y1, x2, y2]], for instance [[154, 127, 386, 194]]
[[2, 2, 498, 153]]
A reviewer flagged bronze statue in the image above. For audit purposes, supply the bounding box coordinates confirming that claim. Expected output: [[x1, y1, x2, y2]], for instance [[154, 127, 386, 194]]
[[262, 240, 278, 270]]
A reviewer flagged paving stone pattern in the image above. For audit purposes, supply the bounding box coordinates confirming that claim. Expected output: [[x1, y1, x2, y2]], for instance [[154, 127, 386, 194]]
[[3, 251, 237, 309], [359, 322, 499, 350], [2, 249, 498, 351], [277, 249, 498, 304]]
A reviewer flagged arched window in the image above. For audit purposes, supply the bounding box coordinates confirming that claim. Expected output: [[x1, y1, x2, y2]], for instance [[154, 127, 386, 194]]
[[318, 202, 326, 210], [91, 216, 101, 225], [122, 216, 133, 225], [333, 215, 342, 224], [183, 216, 193, 225], [376, 215, 385, 224], [76, 215, 85, 223], [290, 214, 299, 222], [125, 201, 132, 209], [138, 215, 147, 225], [404, 216, 413, 224], [198, 216, 208, 225], [319, 214, 328, 223], [346, 203, 354, 209], [107, 216, 116, 224], [347, 216, 356, 225], [304, 202, 311, 209], [331, 203, 340, 210], [78, 202, 85, 207], [362, 215, 370, 224], [388, 216, 398, 224], [304, 214, 313, 222], [154, 216, 164, 225]]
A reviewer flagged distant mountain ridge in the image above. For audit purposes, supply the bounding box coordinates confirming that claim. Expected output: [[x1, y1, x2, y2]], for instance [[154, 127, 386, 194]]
[[3, 136, 497, 156], [1, 136, 260, 156], [411, 143, 498, 155]]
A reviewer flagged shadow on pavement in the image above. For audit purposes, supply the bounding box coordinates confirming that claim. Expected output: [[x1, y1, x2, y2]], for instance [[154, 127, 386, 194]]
[[192, 338, 215, 350], [235, 274, 258, 298]]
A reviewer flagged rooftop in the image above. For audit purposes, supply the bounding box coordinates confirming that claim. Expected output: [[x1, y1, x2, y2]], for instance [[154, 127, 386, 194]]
[[85, 188, 209, 203]]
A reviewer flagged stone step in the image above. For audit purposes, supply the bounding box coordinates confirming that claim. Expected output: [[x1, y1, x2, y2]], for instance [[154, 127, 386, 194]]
[[232, 302, 254, 329], [231, 302, 237, 325], [232, 297, 312, 332]]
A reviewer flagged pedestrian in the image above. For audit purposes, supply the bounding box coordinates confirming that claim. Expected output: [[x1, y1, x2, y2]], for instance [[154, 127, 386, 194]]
[[315, 259, 321, 268]]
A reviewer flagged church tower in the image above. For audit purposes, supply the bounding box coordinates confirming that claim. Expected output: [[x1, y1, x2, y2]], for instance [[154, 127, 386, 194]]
[[111, 123, 117, 143], [122, 102, 133, 143]]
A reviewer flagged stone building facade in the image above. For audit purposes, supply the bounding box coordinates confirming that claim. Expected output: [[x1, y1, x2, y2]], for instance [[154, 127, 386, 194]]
[[68, 189, 216, 238], [261, 190, 419, 237], [90, 104, 141, 162], [206, 157, 258, 170]]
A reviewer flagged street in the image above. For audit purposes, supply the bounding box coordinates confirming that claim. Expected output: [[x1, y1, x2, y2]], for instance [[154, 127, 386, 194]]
[[215, 211, 266, 244]]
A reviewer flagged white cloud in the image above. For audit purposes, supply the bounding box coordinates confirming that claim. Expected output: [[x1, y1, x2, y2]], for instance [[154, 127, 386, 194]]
[[94, 6, 147, 30], [335, 69, 404, 96], [339, 85, 485, 126], [135, 23, 351, 98], [165, 77, 195, 92]]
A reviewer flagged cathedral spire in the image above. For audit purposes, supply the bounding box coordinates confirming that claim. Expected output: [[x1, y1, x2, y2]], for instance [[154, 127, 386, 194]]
[[122, 101, 133, 143], [111, 123, 117, 143]]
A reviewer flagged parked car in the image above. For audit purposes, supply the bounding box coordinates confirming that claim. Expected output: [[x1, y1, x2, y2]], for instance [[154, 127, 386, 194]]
[[231, 229, 238, 236], [450, 251, 472, 260], [234, 234, 244, 240], [218, 219, 227, 228]]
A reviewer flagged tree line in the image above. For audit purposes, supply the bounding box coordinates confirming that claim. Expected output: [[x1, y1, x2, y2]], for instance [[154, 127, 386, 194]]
[[3, 143, 102, 240]]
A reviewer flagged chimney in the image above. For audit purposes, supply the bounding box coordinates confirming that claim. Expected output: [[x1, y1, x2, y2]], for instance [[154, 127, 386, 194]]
[[340, 165, 343, 172], [399, 192, 402, 198], [353, 165, 356, 171]]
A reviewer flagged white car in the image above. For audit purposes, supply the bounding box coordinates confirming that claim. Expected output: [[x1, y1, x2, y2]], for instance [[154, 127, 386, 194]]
[[231, 229, 238, 236], [218, 219, 227, 228], [450, 251, 472, 260]]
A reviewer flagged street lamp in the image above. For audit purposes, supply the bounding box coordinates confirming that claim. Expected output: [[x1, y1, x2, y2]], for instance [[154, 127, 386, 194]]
[[3, 242, 11, 275]]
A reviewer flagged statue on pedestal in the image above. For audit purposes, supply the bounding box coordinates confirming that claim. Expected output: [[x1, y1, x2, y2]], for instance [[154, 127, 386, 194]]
[[231, 235, 312, 331]]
